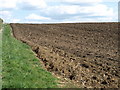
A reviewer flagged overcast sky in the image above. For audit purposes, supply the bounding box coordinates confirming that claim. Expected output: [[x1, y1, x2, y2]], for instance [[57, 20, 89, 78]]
[[0, 0, 119, 23]]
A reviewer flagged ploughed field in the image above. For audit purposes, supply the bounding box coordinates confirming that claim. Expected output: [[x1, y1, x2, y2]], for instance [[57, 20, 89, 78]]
[[10, 23, 120, 88]]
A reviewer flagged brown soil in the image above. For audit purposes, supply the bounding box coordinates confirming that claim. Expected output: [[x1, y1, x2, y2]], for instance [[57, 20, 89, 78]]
[[10, 23, 120, 88]]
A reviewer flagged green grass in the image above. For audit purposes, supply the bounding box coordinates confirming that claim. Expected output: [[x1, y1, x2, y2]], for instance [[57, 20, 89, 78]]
[[0, 18, 3, 29], [2, 24, 58, 88], [0, 20, 2, 89]]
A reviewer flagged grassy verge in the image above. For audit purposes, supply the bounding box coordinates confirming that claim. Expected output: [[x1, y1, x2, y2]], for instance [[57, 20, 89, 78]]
[[0, 20, 3, 89], [2, 24, 58, 88], [0, 18, 3, 29]]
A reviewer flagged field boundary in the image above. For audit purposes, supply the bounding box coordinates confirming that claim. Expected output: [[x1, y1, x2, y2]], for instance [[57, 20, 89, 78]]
[[2, 25, 59, 88]]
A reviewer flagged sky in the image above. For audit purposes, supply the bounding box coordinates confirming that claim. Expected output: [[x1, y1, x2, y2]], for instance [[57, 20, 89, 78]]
[[0, 0, 119, 23]]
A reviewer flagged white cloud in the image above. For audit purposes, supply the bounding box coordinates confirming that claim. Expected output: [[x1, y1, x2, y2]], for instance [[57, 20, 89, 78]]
[[0, 11, 12, 22], [28, 0, 47, 8], [0, 0, 47, 10], [63, 0, 102, 3], [104, 0, 119, 2], [19, 0, 47, 9], [44, 4, 114, 17], [45, 5, 80, 15], [0, 11, 11, 16], [70, 16, 115, 22], [11, 19, 20, 23], [0, 11, 21, 23], [0, 0, 118, 10], [25, 13, 51, 20], [0, 0, 18, 10], [0, 0, 118, 23], [45, 0, 119, 3], [42, 1, 117, 22], [64, 0, 119, 2], [80, 4, 114, 17]]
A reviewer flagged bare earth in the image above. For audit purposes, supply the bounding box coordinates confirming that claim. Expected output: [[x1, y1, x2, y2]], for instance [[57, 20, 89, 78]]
[[10, 23, 120, 88]]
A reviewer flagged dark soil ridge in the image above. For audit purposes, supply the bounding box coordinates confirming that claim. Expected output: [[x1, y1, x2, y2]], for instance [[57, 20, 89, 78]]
[[10, 23, 120, 88]]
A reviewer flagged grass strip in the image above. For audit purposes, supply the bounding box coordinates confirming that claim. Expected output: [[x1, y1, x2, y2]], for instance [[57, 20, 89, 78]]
[[2, 24, 58, 88]]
